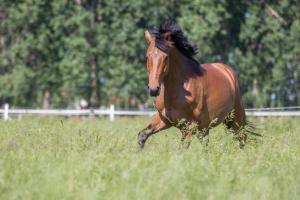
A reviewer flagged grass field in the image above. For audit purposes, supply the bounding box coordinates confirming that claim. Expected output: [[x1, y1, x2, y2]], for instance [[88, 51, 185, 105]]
[[0, 117, 300, 200]]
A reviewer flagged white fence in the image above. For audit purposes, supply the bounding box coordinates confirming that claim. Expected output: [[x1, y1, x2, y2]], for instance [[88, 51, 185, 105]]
[[1, 104, 300, 121]]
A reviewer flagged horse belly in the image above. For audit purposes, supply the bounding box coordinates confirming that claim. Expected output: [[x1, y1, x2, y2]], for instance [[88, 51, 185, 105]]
[[207, 95, 233, 122]]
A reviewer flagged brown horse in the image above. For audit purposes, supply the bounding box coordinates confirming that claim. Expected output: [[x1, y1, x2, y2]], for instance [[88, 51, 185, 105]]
[[138, 21, 250, 148]]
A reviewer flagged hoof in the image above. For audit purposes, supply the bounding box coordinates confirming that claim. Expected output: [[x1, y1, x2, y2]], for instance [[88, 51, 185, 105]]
[[138, 131, 147, 148]]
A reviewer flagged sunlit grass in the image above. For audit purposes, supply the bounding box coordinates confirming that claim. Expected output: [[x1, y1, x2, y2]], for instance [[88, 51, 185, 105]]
[[0, 117, 300, 200]]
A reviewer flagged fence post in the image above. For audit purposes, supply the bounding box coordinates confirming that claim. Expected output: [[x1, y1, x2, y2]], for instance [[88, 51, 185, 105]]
[[4, 103, 9, 121], [109, 104, 115, 121]]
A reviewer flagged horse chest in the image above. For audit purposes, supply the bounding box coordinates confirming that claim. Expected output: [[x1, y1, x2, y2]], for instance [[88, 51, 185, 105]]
[[164, 94, 197, 121], [170, 95, 193, 109], [168, 85, 196, 108], [155, 83, 201, 123]]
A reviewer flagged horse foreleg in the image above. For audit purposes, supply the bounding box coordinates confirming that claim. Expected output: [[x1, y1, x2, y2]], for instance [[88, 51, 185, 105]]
[[178, 121, 195, 148], [196, 129, 210, 147], [137, 113, 170, 148], [183, 131, 193, 148], [179, 122, 210, 148]]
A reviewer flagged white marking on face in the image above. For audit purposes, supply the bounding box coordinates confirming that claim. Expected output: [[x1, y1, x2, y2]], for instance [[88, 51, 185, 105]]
[[154, 48, 158, 56]]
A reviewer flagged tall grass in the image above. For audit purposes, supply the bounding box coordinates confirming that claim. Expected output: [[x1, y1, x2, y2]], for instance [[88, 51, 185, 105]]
[[0, 117, 300, 200]]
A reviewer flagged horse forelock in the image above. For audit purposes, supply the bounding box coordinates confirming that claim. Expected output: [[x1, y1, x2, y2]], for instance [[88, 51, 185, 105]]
[[154, 37, 173, 53], [153, 21, 199, 64]]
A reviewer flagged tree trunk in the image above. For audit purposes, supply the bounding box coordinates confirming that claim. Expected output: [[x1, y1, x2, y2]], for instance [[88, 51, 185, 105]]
[[90, 57, 99, 107], [42, 89, 51, 109], [88, 0, 100, 107], [252, 79, 258, 96], [293, 63, 299, 105]]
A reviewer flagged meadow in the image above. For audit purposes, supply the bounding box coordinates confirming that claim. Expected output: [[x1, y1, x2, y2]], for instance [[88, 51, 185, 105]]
[[0, 117, 300, 200]]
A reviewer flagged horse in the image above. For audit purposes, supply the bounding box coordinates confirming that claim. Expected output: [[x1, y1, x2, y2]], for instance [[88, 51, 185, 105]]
[[138, 21, 254, 148]]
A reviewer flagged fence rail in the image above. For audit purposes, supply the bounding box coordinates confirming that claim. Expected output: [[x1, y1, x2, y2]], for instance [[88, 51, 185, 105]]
[[1, 104, 300, 121], [246, 111, 300, 117]]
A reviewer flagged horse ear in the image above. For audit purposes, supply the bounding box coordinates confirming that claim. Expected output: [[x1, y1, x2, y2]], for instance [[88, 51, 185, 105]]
[[145, 30, 152, 43], [164, 32, 172, 41]]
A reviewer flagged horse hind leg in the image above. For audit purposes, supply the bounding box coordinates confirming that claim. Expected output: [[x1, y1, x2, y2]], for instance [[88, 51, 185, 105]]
[[224, 102, 247, 148]]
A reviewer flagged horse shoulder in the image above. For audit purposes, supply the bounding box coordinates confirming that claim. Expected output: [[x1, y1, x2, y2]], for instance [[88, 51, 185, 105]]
[[180, 74, 206, 120]]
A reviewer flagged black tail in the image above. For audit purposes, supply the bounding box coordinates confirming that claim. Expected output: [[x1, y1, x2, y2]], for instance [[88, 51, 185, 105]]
[[245, 120, 262, 137]]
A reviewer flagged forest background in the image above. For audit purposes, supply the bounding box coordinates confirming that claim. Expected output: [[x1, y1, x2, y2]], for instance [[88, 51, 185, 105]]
[[0, 0, 299, 109]]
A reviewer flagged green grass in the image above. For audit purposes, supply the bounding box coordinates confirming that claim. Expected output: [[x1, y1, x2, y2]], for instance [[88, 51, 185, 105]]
[[0, 117, 300, 200]]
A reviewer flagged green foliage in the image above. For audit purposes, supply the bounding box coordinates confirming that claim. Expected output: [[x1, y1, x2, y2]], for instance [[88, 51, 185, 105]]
[[179, 0, 230, 61], [0, 0, 299, 108], [0, 117, 300, 199], [232, 0, 300, 107]]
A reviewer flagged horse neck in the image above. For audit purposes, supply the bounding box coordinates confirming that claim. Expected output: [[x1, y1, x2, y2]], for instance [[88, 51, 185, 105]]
[[163, 48, 197, 93]]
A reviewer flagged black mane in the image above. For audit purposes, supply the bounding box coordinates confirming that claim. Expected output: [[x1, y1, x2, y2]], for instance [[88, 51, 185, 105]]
[[153, 21, 199, 64]]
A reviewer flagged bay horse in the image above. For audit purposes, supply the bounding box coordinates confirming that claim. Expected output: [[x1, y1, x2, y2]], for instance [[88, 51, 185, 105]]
[[138, 21, 252, 148]]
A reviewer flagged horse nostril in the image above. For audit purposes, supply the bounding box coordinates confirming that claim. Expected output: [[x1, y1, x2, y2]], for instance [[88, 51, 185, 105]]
[[148, 86, 161, 97]]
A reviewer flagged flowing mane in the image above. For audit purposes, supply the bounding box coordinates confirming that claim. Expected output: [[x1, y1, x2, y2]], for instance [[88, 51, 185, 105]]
[[153, 21, 199, 64]]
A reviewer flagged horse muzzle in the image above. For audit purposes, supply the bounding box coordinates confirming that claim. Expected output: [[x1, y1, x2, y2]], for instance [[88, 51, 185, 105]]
[[148, 86, 160, 97]]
